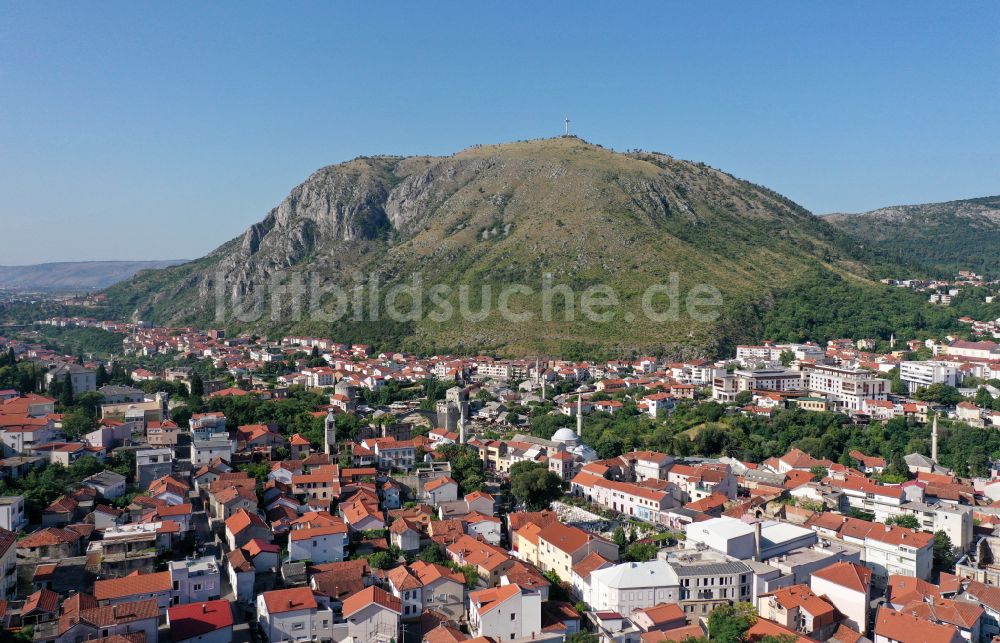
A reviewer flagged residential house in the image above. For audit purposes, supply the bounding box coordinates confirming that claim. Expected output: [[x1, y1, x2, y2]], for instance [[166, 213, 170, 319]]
[[536, 522, 619, 580], [468, 584, 542, 641], [341, 586, 402, 643], [168, 599, 235, 643], [257, 587, 335, 643], [809, 562, 872, 634], [288, 522, 349, 564]]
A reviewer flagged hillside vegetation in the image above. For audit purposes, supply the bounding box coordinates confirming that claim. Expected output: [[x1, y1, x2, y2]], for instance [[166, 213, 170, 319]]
[[105, 137, 912, 357], [825, 196, 1000, 278]]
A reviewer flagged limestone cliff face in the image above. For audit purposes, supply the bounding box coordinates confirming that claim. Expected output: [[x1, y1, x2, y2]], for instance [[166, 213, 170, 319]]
[[107, 137, 871, 356]]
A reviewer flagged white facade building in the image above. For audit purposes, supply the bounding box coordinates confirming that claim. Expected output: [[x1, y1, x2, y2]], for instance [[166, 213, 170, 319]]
[[586, 561, 680, 616], [899, 361, 960, 393], [170, 556, 222, 604], [806, 364, 888, 411]]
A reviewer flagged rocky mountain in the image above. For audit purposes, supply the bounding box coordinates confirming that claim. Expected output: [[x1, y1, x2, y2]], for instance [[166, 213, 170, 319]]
[[106, 137, 875, 357], [825, 196, 1000, 277], [0, 260, 187, 292]]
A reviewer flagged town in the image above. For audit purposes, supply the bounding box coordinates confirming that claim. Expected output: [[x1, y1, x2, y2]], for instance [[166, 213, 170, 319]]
[[0, 307, 997, 643]]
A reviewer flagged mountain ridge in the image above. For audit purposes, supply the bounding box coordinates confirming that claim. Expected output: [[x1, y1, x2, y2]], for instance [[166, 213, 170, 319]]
[[0, 260, 188, 292], [104, 137, 878, 357], [824, 195, 1000, 277]]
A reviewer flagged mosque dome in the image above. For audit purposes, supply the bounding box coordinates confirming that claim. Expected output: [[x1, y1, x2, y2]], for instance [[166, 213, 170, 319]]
[[551, 427, 579, 444]]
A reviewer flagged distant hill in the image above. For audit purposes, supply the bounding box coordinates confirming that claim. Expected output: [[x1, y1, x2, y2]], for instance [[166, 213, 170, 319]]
[[825, 196, 1000, 277], [105, 137, 882, 357], [0, 260, 188, 292]]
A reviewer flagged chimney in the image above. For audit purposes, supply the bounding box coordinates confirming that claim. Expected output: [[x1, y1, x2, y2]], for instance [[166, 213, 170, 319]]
[[203, 603, 208, 613]]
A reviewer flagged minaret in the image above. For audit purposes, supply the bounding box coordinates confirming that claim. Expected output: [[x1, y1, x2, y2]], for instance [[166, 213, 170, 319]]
[[890, 333, 896, 350], [459, 411, 466, 445], [324, 409, 337, 456], [576, 393, 583, 438], [931, 414, 939, 463]]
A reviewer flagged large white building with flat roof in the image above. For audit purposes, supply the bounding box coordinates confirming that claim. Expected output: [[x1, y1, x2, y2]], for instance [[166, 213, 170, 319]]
[[804, 364, 888, 411], [899, 361, 959, 393]]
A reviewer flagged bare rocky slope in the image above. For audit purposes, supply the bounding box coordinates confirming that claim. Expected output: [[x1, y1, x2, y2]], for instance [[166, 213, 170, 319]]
[[106, 137, 875, 357]]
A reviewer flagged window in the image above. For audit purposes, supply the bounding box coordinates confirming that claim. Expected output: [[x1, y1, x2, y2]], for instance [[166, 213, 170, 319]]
[[511, 613, 516, 621], [293, 622, 304, 631]]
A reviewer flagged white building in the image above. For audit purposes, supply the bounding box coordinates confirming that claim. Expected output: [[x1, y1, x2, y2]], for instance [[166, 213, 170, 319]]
[[468, 584, 542, 641], [45, 363, 97, 393], [685, 517, 756, 559], [900, 361, 960, 393], [341, 586, 401, 643], [864, 525, 934, 588], [570, 473, 676, 524], [900, 501, 973, 554], [288, 524, 349, 564], [190, 438, 234, 467], [257, 587, 334, 643], [586, 561, 680, 616], [712, 368, 804, 402], [805, 364, 888, 411], [809, 562, 872, 634], [170, 556, 222, 604], [0, 528, 15, 597], [0, 497, 27, 533]]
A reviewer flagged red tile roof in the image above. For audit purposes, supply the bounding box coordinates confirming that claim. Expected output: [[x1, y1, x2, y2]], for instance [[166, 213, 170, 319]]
[[261, 587, 318, 615], [875, 607, 962, 643], [93, 571, 172, 601], [168, 600, 234, 641], [341, 585, 402, 618], [469, 584, 523, 615], [811, 561, 872, 594]]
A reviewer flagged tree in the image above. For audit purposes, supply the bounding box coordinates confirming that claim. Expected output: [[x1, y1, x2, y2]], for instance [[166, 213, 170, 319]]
[[734, 390, 753, 406], [612, 526, 627, 548], [565, 634, 599, 643], [417, 544, 446, 564], [933, 531, 955, 572], [58, 376, 74, 408], [368, 551, 395, 569], [707, 602, 756, 643], [96, 364, 109, 387], [61, 408, 95, 439], [624, 542, 658, 562], [779, 350, 795, 367], [886, 514, 919, 529], [887, 454, 910, 480], [975, 387, 993, 409], [510, 462, 563, 511], [190, 373, 205, 397], [914, 384, 963, 406]]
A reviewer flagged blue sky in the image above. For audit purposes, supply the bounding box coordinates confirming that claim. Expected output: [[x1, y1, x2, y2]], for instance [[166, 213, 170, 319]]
[[1, 2, 998, 264]]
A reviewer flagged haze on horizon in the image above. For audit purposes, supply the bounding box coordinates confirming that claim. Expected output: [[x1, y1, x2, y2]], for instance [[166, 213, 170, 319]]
[[1, 2, 998, 265]]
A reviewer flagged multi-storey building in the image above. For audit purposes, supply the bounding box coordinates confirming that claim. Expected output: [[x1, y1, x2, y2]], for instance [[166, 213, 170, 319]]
[[804, 364, 888, 411], [899, 361, 960, 393]]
